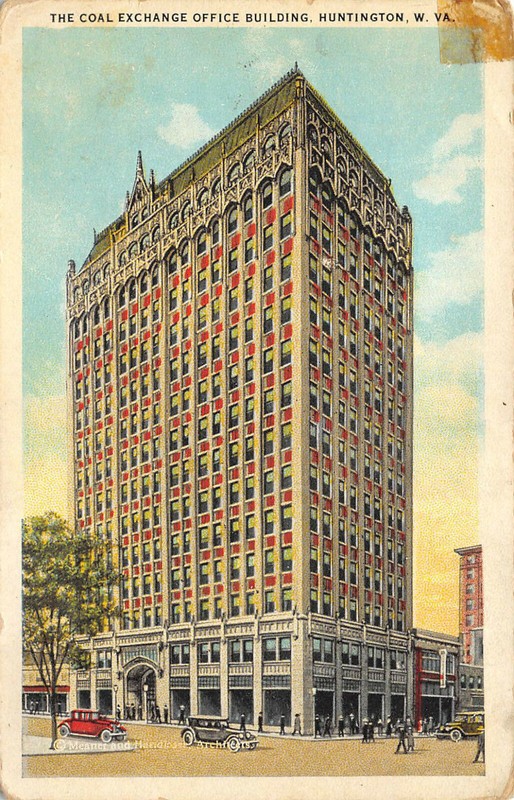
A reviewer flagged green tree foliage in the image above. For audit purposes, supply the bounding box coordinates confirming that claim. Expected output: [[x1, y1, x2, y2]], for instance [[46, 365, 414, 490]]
[[23, 512, 118, 748]]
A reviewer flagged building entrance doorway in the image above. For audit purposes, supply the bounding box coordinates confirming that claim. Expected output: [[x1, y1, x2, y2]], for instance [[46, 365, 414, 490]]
[[315, 690, 334, 724], [126, 663, 156, 721]]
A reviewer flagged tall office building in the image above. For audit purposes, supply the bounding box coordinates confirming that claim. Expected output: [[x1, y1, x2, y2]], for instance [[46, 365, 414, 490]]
[[67, 67, 413, 731], [454, 545, 484, 710]]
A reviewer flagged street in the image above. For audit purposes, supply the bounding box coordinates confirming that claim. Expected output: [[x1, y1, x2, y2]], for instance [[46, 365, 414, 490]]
[[23, 717, 485, 777]]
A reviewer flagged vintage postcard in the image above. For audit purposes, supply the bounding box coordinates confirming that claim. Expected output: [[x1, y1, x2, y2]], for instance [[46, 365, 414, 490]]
[[0, 0, 513, 798]]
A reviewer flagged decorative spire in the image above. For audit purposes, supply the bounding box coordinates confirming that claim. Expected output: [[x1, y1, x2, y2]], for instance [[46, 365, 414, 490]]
[[136, 149, 144, 176], [150, 169, 156, 190], [125, 191, 130, 211]]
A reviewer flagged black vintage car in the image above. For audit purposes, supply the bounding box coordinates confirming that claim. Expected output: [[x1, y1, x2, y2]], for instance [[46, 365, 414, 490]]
[[181, 716, 258, 751]]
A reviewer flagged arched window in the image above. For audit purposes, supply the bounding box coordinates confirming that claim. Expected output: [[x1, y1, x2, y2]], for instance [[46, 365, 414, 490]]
[[211, 219, 220, 245], [167, 250, 177, 275], [104, 298, 110, 317], [118, 251, 127, 267], [119, 287, 126, 307], [131, 212, 139, 227], [261, 181, 273, 210], [279, 123, 292, 145], [227, 206, 238, 235], [128, 242, 138, 260], [243, 151, 255, 173], [140, 273, 149, 293], [129, 281, 136, 302], [73, 319, 80, 338], [169, 212, 179, 230], [181, 201, 191, 221], [83, 280, 89, 294], [103, 265, 109, 282], [243, 194, 253, 223], [140, 233, 150, 252], [73, 288, 80, 303], [322, 137, 332, 158], [198, 189, 208, 207], [152, 226, 160, 243], [141, 207, 149, 221], [93, 270, 101, 287], [179, 241, 189, 266], [93, 306, 100, 326], [227, 163, 241, 186], [279, 169, 292, 198], [151, 266, 159, 287], [211, 178, 221, 197], [262, 135, 275, 156], [308, 125, 318, 147], [82, 317, 88, 334], [197, 231, 207, 256]]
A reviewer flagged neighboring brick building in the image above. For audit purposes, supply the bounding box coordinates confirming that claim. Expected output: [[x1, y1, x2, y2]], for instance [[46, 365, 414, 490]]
[[66, 66, 413, 732], [455, 545, 484, 710]]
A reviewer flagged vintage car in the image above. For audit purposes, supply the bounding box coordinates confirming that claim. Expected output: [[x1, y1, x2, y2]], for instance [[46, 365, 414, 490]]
[[181, 716, 258, 751], [58, 709, 127, 743], [436, 711, 485, 741]]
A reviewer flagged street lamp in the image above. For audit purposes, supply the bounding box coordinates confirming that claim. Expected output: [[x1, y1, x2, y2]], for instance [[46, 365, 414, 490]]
[[143, 683, 149, 724], [113, 684, 119, 719]]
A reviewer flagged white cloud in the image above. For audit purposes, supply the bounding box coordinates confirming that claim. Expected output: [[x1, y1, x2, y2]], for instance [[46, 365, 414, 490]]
[[413, 153, 481, 205], [415, 331, 483, 390], [413, 113, 482, 205], [415, 229, 483, 321], [157, 103, 215, 149], [433, 113, 482, 161]]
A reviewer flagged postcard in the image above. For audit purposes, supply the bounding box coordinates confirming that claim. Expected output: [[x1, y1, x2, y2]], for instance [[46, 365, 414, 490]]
[[0, 1, 512, 798]]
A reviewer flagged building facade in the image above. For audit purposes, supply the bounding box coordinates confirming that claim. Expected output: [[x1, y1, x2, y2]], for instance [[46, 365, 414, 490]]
[[455, 545, 484, 710], [411, 629, 459, 727], [66, 67, 414, 732]]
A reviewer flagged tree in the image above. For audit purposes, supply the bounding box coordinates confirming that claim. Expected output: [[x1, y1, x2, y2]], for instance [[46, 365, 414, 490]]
[[23, 512, 118, 749]]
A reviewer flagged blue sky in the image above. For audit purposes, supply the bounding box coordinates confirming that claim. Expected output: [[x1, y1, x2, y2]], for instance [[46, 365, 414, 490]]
[[23, 26, 484, 631]]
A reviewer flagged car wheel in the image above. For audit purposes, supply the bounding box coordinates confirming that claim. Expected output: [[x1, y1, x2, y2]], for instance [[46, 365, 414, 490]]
[[100, 729, 113, 744], [182, 729, 195, 746], [450, 729, 462, 742], [227, 737, 241, 752], [59, 724, 70, 738]]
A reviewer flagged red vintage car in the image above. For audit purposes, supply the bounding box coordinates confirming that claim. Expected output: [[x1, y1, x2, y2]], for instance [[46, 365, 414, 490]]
[[58, 709, 127, 743]]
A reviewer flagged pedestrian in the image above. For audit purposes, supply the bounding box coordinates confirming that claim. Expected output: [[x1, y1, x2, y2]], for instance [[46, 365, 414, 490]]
[[406, 719, 415, 752], [136, 703, 141, 721], [314, 714, 322, 737], [179, 704, 186, 724], [395, 721, 408, 754], [473, 729, 485, 763], [368, 719, 375, 743], [240, 713, 246, 733], [155, 704, 161, 724], [163, 704, 169, 724], [349, 712, 356, 735], [385, 716, 392, 737], [362, 719, 369, 744], [258, 711, 263, 733], [280, 713, 286, 735], [323, 715, 332, 738], [377, 718, 383, 737], [293, 713, 302, 735], [57, 702, 62, 716], [428, 716, 434, 736], [116, 704, 121, 720], [338, 715, 344, 737], [29, 701, 34, 715]]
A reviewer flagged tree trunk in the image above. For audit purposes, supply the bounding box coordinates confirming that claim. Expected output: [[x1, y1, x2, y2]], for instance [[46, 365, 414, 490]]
[[49, 689, 58, 750]]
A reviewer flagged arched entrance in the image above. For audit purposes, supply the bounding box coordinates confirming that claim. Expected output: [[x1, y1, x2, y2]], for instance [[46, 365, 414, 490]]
[[125, 663, 156, 721]]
